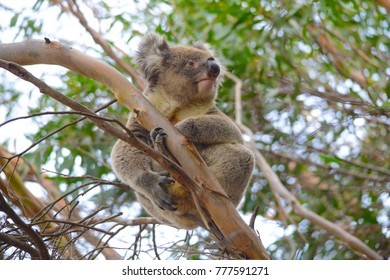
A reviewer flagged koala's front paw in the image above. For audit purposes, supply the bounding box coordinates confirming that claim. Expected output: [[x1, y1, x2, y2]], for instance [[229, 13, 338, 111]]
[[150, 128, 178, 163], [148, 171, 177, 211], [150, 127, 167, 150], [175, 118, 199, 142]]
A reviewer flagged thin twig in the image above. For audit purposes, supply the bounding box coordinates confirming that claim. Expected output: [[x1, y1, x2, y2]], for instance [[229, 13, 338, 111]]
[[33, 219, 115, 236], [0, 232, 41, 259], [62, 0, 145, 89], [0, 192, 51, 259], [152, 224, 161, 260], [249, 205, 260, 229]]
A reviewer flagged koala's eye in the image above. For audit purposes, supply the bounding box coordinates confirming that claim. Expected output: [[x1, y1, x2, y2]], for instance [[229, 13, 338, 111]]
[[186, 60, 195, 67]]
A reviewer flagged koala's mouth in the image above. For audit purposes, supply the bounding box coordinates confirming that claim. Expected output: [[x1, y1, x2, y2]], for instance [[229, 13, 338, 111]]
[[197, 78, 216, 93], [197, 78, 216, 83]]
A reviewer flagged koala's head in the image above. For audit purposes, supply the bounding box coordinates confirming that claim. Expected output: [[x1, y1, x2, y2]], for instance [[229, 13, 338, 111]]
[[135, 33, 223, 105]]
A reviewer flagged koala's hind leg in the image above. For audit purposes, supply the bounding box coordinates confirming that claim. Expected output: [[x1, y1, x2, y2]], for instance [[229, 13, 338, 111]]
[[150, 127, 205, 227]]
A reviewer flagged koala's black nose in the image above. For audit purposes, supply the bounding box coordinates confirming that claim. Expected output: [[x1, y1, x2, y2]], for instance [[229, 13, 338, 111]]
[[207, 58, 220, 78]]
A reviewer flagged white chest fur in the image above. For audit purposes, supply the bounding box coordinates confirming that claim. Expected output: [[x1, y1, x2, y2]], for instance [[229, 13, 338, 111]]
[[145, 87, 213, 123]]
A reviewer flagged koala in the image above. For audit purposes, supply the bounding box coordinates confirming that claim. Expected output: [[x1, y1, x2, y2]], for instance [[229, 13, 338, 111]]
[[111, 33, 254, 229]]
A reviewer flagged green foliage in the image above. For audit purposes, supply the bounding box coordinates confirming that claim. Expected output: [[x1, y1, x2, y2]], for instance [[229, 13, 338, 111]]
[[0, 0, 389, 259]]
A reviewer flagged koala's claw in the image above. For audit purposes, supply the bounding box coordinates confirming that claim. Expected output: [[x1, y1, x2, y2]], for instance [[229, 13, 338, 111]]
[[150, 127, 167, 149], [150, 127, 165, 140], [153, 171, 177, 211], [153, 189, 177, 211], [158, 171, 175, 186], [150, 128, 179, 164]]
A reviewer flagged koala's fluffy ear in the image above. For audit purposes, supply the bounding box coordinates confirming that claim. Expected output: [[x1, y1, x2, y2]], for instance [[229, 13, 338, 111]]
[[135, 33, 170, 84]]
